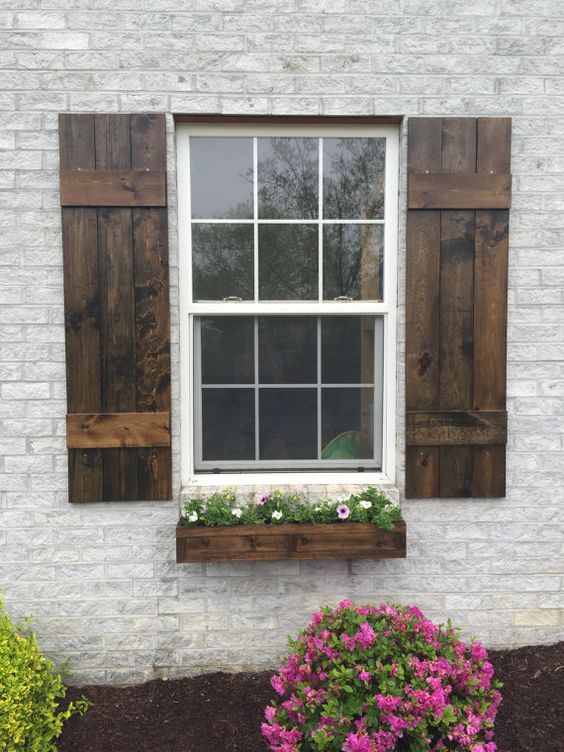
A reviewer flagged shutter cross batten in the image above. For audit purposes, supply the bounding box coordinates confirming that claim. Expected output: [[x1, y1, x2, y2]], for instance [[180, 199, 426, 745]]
[[60, 169, 167, 207], [406, 117, 510, 499], [59, 113, 172, 503]]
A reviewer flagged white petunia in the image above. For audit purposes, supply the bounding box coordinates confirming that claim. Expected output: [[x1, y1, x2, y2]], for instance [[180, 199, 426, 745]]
[[231, 508, 242, 518], [314, 506, 321, 512], [188, 511, 198, 522], [359, 500, 372, 510], [272, 510, 283, 520]]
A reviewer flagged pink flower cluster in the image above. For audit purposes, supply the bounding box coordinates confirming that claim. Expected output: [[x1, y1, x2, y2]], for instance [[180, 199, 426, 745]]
[[262, 601, 502, 752]]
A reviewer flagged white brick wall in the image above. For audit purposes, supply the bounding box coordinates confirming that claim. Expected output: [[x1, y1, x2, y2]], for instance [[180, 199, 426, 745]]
[[0, 0, 563, 684]]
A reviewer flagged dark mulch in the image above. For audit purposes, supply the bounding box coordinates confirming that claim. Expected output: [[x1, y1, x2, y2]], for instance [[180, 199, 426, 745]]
[[59, 642, 564, 752]]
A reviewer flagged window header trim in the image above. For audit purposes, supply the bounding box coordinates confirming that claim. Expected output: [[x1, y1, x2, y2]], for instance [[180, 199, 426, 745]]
[[174, 114, 403, 126]]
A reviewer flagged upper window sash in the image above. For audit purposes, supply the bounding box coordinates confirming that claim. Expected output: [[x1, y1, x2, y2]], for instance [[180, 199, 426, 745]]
[[177, 124, 399, 312]]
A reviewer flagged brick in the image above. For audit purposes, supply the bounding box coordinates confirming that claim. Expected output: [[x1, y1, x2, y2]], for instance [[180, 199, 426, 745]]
[[514, 610, 562, 626], [0, 0, 562, 681], [16, 12, 66, 29], [2, 382, 50, 399]]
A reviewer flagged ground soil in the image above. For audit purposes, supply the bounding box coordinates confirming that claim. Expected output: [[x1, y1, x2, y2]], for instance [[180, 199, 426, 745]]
[[59, 641, 564, 752]]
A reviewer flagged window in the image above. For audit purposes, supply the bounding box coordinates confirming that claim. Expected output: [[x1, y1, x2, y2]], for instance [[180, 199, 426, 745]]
[[177, 123, 398, 485]]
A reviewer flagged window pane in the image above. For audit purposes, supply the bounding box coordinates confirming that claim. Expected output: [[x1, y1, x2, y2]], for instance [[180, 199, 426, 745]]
[[322, 316, 375, 384], [323, 224, 384, 301], [259, 389, 317, 459], [192, 223, 254, 301], [321, 388, 374, 460], [259, 224, 318, 300], [190, 137, 253, 219], [258, 137, 318, 219], [259, 317, 317, 384], [323, 138, 385, 220], [201, 317, 254, 384], [202, 389, 255, 461]]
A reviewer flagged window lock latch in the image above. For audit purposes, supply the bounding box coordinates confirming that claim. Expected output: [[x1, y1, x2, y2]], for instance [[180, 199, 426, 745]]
[[333, 295, 353, 302], [223, 296, 243, 302]]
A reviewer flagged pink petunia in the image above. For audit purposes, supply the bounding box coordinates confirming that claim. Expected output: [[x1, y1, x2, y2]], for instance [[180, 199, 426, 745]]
[[471, 642, 488, 662], [337, 504, 350, 519], [264, 705, 276, 721], [343, 733, 373, 752], [270, 675, 285, 695], [376, 694, 402, 712]]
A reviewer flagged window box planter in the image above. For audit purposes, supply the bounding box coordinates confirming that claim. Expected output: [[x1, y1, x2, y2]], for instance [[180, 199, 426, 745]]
[[176, 520, 406, 563]]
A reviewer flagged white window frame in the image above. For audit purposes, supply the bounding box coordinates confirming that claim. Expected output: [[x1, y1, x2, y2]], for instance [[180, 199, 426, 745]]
[[177, 122, 399, 488]]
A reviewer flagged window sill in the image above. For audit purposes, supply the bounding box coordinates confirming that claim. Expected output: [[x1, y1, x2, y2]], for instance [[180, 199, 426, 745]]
[[181, 474, 400, 504]]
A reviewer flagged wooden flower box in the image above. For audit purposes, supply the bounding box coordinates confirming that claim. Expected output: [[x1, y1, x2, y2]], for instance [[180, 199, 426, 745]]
[[176, 520, 406, 563]]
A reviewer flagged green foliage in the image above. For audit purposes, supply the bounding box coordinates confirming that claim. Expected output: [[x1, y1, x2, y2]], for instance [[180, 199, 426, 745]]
[[179, 486, 402, 531], [0, 600, 89, 751]]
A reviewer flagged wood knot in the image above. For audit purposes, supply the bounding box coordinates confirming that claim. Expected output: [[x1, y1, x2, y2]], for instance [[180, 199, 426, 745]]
[[418, 351, 433, 376]]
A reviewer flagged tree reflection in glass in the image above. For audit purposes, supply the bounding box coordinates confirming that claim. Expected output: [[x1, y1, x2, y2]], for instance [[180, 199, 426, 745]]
[[258, 137, 318, 219], [192, 223, 254, 301], [323, 223, 384, 301], [323, 137, 385, 220]]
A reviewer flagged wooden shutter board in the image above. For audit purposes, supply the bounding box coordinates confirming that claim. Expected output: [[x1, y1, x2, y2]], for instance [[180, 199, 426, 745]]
[[94, 115, 139, 502], [61, 113, 171, 502], [60, 113, 104, 502], [406, 119, 442, 498], [438, 118, 477, 498], [406, 117, 510, 499], [472, 117, 510, 497], [131, 114, 171, 500]]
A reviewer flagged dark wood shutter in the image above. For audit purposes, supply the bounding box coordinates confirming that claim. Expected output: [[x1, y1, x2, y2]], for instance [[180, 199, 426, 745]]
[[59, 114, 171, 502], [406, 117, 510, 498]]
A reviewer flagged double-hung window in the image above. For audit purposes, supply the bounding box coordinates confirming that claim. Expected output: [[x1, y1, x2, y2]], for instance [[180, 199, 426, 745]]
[[177, 123, 398, 485]]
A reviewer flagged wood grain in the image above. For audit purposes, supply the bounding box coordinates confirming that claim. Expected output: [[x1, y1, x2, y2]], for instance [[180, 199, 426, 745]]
[[60, 113, 103, 502], [477, 117, 511, 174], [439, 446, 473, 498], [132, 114, 171, 500], [67, 412, 170, 448], [408, 173, 511, 210], [405, 447, 438, 498], [473, 445, 506, 497], [473, 117, 511, 497], [438, 119, 477, 496], [176, 521, 406, 563], [95, 115, 138, 501], [439, 211, 474, 410], [408, 118, 442, 175], [406, 118, 442, 499], [406, 410, 507, 446], [406, 212, 441, 411], [60, 169, 166, 207]]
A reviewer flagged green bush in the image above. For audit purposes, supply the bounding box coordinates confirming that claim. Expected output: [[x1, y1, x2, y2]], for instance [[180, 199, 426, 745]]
[[0, 599, 88, 751]]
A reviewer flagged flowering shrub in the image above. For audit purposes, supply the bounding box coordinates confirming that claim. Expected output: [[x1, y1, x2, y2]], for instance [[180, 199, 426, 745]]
[[262, 601, 502, 752], [179, 487, 401, 531]]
